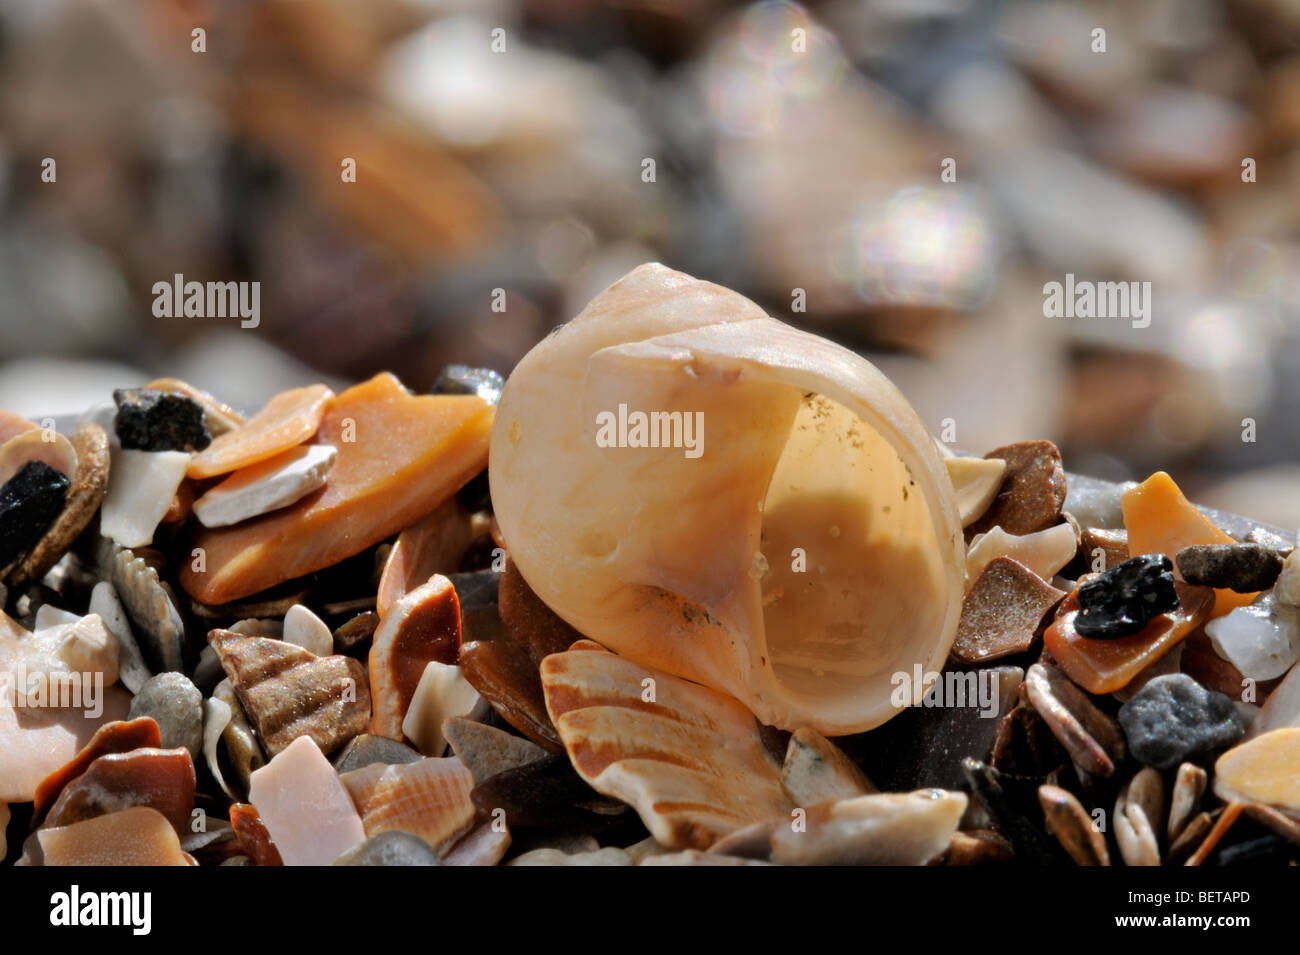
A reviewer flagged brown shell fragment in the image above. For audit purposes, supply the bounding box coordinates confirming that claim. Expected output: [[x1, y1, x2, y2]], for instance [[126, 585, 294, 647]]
[[32, 717, 161, 823], [968, 440, 1067, 536], [6, 423, 111, 590], [208, 630, 371, 757], [229, 803, 284, 866], [190, 584, 311, 620], [460, 637, 563, 752], [43, 747, 196, 833], [498, 558, 584, 667], [39, 806, 195, 866], [540, 645, 793, 850], [368, 574, 460, 740], [944, 829, 1014, 866], [1080, 527, 1130, 573], [1024, 661, 1126, 777], [950, 557, 1065, 664], [333, 611, 379, 652], [376, 497, 475, 618], [340, 756, 476, 854], [1039, 784, 1110, 865]]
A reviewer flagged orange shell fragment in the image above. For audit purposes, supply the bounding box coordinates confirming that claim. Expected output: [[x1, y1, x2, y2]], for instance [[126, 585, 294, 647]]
[[1122, 471, 1256, 618], [180, 373, 493, 604], [1043, 583, 1214, 694], [38, 806, 195, 866], [188, 383, 333, 479]]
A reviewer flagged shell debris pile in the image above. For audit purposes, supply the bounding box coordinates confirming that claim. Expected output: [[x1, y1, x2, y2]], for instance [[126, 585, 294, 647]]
[[2, 264, 1299, 867]]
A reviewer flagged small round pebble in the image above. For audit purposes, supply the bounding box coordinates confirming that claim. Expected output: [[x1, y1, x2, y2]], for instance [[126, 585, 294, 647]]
[[128, 672, 204, 758], [1117, 674, 1245, 770], [333, 831, 442, 866]]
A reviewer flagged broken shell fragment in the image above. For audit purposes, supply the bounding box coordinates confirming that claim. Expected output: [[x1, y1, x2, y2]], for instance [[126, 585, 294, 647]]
[[1214, 728, 1300, 814], [368, 574, 461, 740], [781, 727, 875, 805], [492, 264, 965, 734], [249, 735, 365, 866], [212, 679, 264, 796], [39, 806, 194, 866], [540, 644, 793, 849], [966, 523, 1077, 586], [181, 373, 494, 604], [188, 383, 332, 480], [401, 661, 484, 756], [769, 790, 967, 866], [945, 456, 1006, 527], [42, 747, 196, 832], [88, 581, 150, 694], [29, 717, 161, 819], [340, 756, 476, 854], [192, 444, 337, 528], [208, 630, 371, 757], [99, 449, 191, 548], [1122, 471, 1256, 618], [951, 557, 1064, 664], [375, 497, 475, 618], [102, 542, 186, 674]]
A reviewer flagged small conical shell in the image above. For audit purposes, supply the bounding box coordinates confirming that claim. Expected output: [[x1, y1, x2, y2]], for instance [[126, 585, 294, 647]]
[[492, 263, 965, 733]]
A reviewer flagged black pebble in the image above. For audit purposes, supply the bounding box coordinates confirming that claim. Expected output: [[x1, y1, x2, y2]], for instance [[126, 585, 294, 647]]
[[432, 364, 504, 406], [1075, 554, 1180, 639], [113, 388, 212, 452], [0, 460, 70, 569]]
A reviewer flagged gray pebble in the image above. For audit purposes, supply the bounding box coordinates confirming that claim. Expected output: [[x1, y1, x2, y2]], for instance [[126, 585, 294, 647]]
[[333, 831, 442, 866], [1118, 674, 1245, 770], [128, 672, 203, 758], [331, 734, 423, 773]]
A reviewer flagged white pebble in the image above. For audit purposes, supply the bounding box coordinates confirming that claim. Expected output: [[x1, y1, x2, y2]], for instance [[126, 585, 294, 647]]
[[282, 604, 333, 657], [402, 661, 486, 757], [1206, 592, 1300, 682]]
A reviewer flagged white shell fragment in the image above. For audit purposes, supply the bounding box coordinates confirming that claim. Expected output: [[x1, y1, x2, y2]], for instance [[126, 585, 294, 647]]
[[1274, 551, 1300, 608], [1205, 592, 1300, 682], [1250, 659, 1300, 738], [966, 523, 1077, 586], [249, 735, 366, 866], [282, 604, 333, 657], [401, 661, 485, 757], [88, 581, 151, 694], [1114, 768, 1163, 867], [492, 263, 966, 734], [193, 444, 337, 528], [33, 604, 80, 630], [203, 695, 236, 800], [781, 727, 875, 805], [769, 790, 967, 866], [945, 456, 1006, 528], [100, 449, 191, 548]]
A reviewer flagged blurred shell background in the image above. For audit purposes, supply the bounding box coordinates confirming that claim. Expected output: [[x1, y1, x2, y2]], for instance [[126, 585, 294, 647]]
[[0, 0, 1298, 526]]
